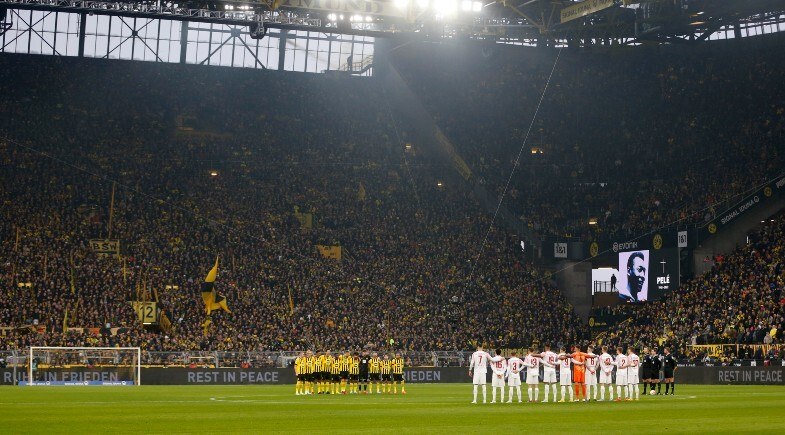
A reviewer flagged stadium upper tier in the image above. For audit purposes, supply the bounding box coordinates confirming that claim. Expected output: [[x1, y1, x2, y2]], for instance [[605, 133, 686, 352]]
[[0, 53, 584, 352], [391, 33, 785, 242]]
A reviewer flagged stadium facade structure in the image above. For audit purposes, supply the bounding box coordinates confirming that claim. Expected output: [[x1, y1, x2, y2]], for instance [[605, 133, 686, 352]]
[[0, 0, 784, 74]]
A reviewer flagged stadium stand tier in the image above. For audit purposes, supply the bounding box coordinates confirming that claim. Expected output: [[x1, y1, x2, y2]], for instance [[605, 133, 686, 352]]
[[392, 34, 785, 242], [0, 54, 584, 353], [1, 32, 784, 362]]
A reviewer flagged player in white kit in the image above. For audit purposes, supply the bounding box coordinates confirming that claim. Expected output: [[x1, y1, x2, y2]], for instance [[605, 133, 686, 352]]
[[627, 348, 641, 400], [557, 346, 574, 402], [523, 347, 541, 402], [489, 349, 507, 403], [598, 345, 615, 401], [614, 347, 629, 401], [584, 346, 599, 401], [505, 351, 524, 403], [538, 344, 559, 403], [468, 345, 492, 404]]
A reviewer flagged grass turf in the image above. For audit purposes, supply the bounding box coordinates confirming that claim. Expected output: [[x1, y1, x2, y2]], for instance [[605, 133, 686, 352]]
[[0, 384, 782, 434]]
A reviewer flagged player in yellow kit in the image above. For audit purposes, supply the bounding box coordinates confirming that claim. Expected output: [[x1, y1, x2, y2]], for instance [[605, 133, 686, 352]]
[[322, 351, 334, 394], [368, 352, 381, 394], [340, 350, 351, 394], [349, 352, 361, 394], [330, 352, 342, 394], [314, 351, 324, 394], [380, 354, 392, 393], [294, 352, 306, 395], [304, 350, 316, 395], [391, 352, 406, 395]]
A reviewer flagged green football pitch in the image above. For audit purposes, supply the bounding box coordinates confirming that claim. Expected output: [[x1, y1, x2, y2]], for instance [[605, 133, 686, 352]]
[[0, 384, 782, 433]]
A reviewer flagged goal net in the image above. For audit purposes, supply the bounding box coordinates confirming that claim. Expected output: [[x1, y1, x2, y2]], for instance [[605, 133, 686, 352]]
[[25, 347, 141, 386]]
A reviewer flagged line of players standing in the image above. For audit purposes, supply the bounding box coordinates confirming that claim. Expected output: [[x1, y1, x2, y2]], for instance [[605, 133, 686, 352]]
[[294, 350, 406, 395], [468, 344, 677, 404]]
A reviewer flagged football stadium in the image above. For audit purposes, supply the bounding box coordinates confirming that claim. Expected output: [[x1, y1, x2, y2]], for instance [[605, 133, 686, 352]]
[[0, 0, 784, 432]]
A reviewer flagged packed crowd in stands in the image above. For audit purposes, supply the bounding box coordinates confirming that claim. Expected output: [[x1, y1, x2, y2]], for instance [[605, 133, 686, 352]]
[[598, 215, 785, 362], [1, 32, 784, 360], [0, 54, 584, 354], [392, 34, 785, 241]]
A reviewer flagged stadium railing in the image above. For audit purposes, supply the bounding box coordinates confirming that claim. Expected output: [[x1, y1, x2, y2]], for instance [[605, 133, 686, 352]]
[[0, 350, 24, 385], [0, 349, 21, 367], [144, 351, 218, 368], [5, 349, 491, 368], [139, 351, 470, 368], [687, 344, 781, 358]]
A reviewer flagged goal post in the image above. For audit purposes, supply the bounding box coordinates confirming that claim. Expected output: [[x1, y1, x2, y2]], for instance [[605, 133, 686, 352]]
[[25, 347, 141, 386]]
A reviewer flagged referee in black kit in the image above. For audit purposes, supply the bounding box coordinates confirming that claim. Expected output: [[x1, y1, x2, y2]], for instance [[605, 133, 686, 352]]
[[650, 348, 662, 394], [662, 347, 677, 395], [641, 346, 654, 394], [359, 350, 370, 394]]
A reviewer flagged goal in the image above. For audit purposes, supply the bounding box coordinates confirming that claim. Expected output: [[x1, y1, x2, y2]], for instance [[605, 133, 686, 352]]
[[26, 347, 141, 386]]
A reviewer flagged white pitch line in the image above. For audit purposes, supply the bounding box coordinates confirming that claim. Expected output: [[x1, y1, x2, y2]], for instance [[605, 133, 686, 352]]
[[0, 394, 716, 406], [0, 400, 208, 405]]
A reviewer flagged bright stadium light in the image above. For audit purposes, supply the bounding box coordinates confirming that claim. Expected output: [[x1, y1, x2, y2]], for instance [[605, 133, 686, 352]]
[[417, 0, 429, 8], [461, 0, 471, 11], [434, 0, 457, 15], [327, 13, 337, 21], [472, 1, 482, 12], [395, 0, 409, 10], [365, 16, 373, 22]]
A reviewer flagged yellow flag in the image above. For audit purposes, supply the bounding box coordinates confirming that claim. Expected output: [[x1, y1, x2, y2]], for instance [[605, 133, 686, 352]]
[[288, 285, 294, 315], [62, 308, 69, 333], [201, 256, 230, 316], [69, 254, 76, 295], [316, 245, 342, 260], [358, 182, 367, 201], [205, 256, 219, 283]]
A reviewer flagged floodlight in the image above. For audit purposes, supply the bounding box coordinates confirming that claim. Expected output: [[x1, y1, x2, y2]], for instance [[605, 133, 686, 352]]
[[434, 0, 457, 15]]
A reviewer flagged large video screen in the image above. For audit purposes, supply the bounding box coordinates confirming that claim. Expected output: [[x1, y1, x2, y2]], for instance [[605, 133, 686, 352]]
[[618, 250, 649, 302], [592, 248, 679, 305]]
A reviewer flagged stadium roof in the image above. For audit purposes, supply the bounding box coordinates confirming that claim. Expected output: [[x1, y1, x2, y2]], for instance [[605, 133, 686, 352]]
[[1, 0, 784, 44]]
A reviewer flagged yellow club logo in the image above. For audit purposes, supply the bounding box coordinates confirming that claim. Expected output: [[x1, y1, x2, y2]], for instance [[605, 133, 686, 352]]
[[590, 242, 599, 257], [764, 186, 772, 197], [653, 234, 663, 250], [708, 223, 717, 234]]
